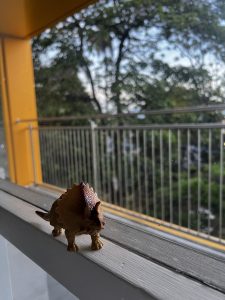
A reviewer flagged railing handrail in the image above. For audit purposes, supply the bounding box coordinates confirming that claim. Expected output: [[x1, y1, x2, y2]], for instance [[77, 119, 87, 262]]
[[15, 103, 225, 123], [30, 122, 225, 130]]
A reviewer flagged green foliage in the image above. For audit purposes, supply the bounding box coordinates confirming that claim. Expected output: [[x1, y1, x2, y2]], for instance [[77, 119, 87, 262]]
[[32, 0, 225, 238], [35, 59, 94, 118], [33, 0, 225, 120]]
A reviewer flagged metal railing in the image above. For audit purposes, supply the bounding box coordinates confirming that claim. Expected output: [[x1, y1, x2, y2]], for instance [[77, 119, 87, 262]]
[[29, 122, 225, 243], [16, 103, 225, 123]]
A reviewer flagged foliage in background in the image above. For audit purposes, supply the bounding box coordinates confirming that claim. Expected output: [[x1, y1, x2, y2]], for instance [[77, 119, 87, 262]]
[[33, 0, 225, 238], [33, 0, 225, 123]]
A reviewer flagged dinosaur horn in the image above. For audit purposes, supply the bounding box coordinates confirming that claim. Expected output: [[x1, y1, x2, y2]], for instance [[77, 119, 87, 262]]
[[94, 201, 101, 211], [35, 211, 50, 221]]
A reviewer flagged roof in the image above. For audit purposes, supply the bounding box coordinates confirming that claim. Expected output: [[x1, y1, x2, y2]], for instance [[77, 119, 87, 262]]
[[0, 0, 94, 38]]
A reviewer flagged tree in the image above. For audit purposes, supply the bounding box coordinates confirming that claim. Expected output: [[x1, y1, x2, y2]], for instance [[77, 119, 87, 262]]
[[33, 38, 98, 120], [33, 0, 225, 119], [32, 0, 225, 238]]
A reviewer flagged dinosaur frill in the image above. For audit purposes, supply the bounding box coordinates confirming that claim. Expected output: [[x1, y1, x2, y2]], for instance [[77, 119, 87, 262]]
[[55, 182, 100, 230]]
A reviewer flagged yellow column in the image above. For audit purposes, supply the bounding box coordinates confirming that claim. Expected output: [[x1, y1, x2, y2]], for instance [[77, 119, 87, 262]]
[[0, 37, 42, 185]]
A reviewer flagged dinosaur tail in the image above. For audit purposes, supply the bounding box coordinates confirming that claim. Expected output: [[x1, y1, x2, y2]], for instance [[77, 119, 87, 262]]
[[35, 211, 50, 221]]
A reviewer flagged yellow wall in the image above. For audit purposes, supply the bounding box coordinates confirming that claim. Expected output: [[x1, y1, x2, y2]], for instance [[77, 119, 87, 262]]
[[0, 0, 95, 38], [0, 0, 95, 185], [0, 0, 27, 38], [0, 38, 42, 185]]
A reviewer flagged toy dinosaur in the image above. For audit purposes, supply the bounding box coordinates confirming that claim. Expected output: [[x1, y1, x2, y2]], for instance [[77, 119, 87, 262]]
[[35, 182, 105, 252]]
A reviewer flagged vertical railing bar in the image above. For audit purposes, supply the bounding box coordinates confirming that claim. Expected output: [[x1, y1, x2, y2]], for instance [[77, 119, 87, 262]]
[[169, 129, 173, 224], [77, 129, 82, 182], [79, 129, 84, 182], [68, 129, 75, 186], [143, 130, 149, 215], [43, 130, 49, 183], [84, 128, 89, 183], [96, 130, 100, 192], [91, 122, 98, 190], [69, 129, 74, 186], [56, 129, 62, 185], [208, 129, 212, 237], [38, 130, 43, 179], [60, 129, 65, 186], [160, 129, 165, 220], [63, 129, 68, 186], [73, 130, 79, 183], [152, 130, 156, 218], [46, 129, 53, 184], [104, 130, 108, 201], [90, 129, 94, 186], [85, 130, 90, 184], [126, 130, 130, 209], [62, 128, 68, 187], [68, 129, 73, 185], [57, 129, 62, 186], [28, 124, 37, 184], [178, 129, 182, 226], [197, 129, 201, 233], [52, 129, 58, 186], [187, 129, 191, 230], [79, 129, 84, 181], [47, 130, 51, 184], [53, 129, 60, 186], [96, 130, 101, 196], [50, 129, 56, 185], [129, 130, 135, 211], [100, 130, 106, 200], [117, 129, 123, 207], [111, 130, 117, 204], [52, 129, 57, 186], [123, 130, 129, 209], [106, 130, 112, 203], [39, 129, 45, 182], [136, 130, 142, 213], [66, 129, 72, 186], [219, 130, 223, 240], [46, 130, 51, 183], [76, 129, 81, 181], [81, 129, 87, 182], [65, 129, 71, 186]]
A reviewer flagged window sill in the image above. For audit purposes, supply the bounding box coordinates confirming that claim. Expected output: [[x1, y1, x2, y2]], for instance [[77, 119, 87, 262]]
[[0, 180, 225, 300]]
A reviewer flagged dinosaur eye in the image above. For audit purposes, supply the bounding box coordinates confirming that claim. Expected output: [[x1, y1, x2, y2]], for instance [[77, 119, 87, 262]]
[[102, 221, 105, 226]]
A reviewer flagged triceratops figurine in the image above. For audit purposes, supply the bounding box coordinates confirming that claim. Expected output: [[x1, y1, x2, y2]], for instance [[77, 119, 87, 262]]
[[35, 182, 105, 252]]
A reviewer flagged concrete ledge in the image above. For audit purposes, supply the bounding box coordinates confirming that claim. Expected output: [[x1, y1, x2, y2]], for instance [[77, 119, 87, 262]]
[[1, 180, 225, 293], [0, 190, 225, 300]]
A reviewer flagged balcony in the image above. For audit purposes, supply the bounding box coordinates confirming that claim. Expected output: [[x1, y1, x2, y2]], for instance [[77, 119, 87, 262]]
[[1, 108, 225, 299], [24, 109, 225, 244]]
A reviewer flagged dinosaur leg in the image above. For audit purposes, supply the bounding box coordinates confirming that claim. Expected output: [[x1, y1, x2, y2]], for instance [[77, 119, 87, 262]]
[[65, 230, 78, 252], [52, 226, 62, 237], [90, 233, 103, 250]]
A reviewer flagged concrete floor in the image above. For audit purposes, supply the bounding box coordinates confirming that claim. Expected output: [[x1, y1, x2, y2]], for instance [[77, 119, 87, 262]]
[[0, 235, 79, 300]]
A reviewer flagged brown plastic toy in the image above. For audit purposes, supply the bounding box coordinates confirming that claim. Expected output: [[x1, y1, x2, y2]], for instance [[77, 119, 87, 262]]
[[35, 182, 105, 252]]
